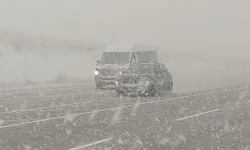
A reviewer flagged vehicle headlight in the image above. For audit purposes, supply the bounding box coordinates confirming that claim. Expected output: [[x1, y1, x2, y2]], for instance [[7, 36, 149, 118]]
[[115, 81, 119, 86], [145, 80, 150, 86], [94, 70, 99, 75]]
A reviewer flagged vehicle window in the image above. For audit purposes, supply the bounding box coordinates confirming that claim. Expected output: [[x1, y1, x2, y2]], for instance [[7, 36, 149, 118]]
[[100, 52, 130, 65], [137, 51, 157, 63]]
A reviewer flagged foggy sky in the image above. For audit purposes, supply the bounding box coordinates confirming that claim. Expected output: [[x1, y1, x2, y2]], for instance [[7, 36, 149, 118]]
[[0, 0, 249, 51]]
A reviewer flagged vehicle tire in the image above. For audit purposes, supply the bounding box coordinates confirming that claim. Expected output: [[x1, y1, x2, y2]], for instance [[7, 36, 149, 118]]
[[116, 90, 125, 97], [148, 84, 157, 97], [163, 79, 173, 92], [96, 83, 102, 89], [116, 91, 121, 97], [167, 79, 173, 91], [138, 91, 148, 97]]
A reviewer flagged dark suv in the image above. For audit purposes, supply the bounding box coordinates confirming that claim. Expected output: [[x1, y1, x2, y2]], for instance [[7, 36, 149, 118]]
[[94, 43, 158, 89], [114, 62, 173, 97]]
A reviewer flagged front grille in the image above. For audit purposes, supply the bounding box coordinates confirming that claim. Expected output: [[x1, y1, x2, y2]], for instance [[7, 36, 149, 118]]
[[122, 78, 139, 84], [99, 69, 117, 76], [121, 74, 140, 84]]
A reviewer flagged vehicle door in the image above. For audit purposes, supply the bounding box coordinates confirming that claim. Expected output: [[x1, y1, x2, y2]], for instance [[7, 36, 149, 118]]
[[154, 63, 167, 87], [159, 63, 173, 88]]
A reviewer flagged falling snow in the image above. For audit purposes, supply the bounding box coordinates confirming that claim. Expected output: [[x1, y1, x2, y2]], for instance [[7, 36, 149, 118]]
[[0, 84, 248, 150]]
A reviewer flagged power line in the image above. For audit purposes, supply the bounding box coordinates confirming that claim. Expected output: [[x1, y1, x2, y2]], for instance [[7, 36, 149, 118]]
[[0, 83, 93, 91], [0, 84, 94, 95], [0, 86, 245, 115], [68, 138, 112, 150], [175, 109, 220, 121], [0, 96, 117, 115], [0, 86, 246, 130], [0, 90, 113, 101]]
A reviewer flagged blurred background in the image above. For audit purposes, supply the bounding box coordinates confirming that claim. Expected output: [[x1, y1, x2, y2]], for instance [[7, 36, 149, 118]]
[[0, 0, 249, 92]]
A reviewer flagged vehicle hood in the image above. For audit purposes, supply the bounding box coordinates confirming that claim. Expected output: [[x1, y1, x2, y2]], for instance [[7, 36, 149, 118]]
[[120, 72, 154, 79], [97, 64, 128, 70], [96, 64, 129, 76]]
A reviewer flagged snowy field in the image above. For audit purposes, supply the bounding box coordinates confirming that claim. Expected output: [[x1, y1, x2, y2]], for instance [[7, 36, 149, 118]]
[[0, 83, 249, 150]]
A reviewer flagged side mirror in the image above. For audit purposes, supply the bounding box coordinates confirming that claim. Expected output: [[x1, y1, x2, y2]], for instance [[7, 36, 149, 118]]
[[96, 60, 100, 65]]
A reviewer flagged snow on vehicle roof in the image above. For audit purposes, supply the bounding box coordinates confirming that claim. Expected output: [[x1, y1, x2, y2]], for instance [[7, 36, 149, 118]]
[[104, 43, 157, 52]]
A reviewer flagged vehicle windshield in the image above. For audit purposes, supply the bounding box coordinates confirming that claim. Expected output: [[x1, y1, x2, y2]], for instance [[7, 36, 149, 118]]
[[137, 51, 157, 63], [100, 52, 130, 65]]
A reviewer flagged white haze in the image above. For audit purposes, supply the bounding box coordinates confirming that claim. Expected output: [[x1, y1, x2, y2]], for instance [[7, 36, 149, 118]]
[[1, 0, 250, 51], [0, 0, 249, 91]]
